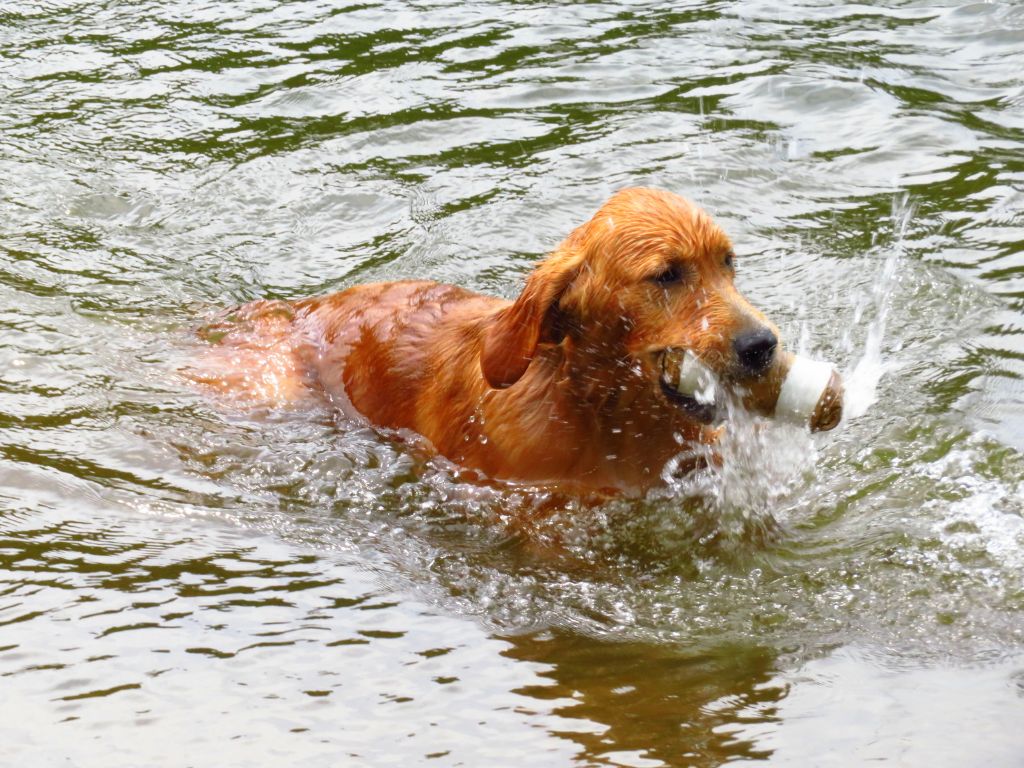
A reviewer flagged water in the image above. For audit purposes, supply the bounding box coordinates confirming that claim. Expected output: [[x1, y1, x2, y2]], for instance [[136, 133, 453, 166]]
[[2, 1, 1023, 765]]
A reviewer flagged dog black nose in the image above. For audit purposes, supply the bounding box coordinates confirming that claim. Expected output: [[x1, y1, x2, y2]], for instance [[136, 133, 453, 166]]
[[733, 327, 777, 375]]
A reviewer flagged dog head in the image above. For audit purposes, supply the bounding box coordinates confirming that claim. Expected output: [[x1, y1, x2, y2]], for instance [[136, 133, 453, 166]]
[[481, 187, 836, 428]]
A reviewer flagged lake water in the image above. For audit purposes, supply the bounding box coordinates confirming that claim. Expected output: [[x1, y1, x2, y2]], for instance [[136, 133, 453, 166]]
[[2, 1, 1023, 766]]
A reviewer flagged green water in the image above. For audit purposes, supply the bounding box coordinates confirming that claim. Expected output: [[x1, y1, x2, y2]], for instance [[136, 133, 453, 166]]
[[1, 1, 1023, 766]]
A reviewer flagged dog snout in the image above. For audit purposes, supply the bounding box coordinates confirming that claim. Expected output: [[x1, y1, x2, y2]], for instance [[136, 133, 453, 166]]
[[733, 327, 777, 376]]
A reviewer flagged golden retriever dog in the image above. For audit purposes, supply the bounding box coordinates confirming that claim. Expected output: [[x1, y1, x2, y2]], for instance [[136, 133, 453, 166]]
[[192, 187, 841, 493]]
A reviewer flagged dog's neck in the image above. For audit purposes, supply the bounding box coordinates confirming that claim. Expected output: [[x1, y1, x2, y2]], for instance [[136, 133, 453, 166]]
[[491, 337, 707, 490]]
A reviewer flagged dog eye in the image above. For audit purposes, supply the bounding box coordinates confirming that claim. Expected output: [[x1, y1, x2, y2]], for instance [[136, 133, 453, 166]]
[[652, 264, 684, 286], [724, 252, 736, 271]]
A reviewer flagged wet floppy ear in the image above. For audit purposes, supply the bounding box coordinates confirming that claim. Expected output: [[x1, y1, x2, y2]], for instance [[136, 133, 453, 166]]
[[480, 251, 584, 389]]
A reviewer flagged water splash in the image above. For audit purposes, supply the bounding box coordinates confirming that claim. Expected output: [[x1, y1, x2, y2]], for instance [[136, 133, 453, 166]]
[[843, 191, 913, 419], [924, 445, 1024, 573], [656, 399, 818, 546]]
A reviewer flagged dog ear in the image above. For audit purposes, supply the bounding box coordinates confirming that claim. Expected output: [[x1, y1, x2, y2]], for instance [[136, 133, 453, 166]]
[[480, 251, 583, 389]]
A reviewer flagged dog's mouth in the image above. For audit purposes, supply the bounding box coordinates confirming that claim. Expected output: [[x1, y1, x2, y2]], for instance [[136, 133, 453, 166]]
[[658, 377, 717, 423], [657, 346, 846, 432], [657, 350, 718, 424]]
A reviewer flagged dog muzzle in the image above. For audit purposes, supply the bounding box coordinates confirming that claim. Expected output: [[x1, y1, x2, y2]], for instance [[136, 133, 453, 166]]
[[662, 349, 843, 432]]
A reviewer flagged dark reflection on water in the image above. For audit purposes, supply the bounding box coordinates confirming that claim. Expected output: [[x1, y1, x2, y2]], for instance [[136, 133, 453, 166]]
[[503, 632, 782, 767], [2, 0, 1024, 765]]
